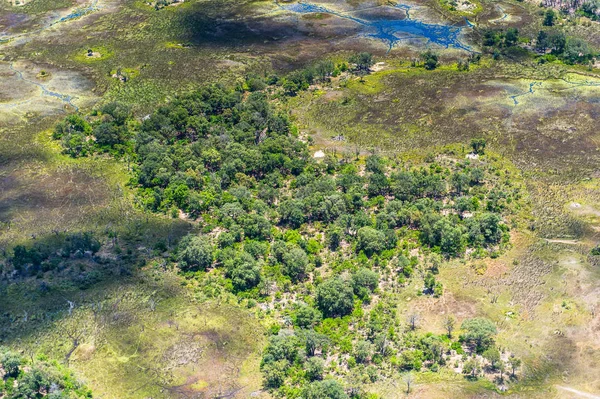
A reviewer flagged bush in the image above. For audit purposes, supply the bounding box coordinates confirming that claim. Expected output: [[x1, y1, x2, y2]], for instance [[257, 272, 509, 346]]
[[354, 340, 372, 363], [294, 305, 323, 328], [398, 349, 423, 371], [282, 246, 309, 281], [351, 268, 379, 300], [244, 240, 267, 259], [0, 349, 21, 377], [470, 138, 486, 154], [66, 232, 101, 254], [305, 357, 325, 381], [482, 346, 501, 370], [262, 360, 288, 388], [11, 245, 42, 270], [356, 227, 386, 257], [543, 9, 556, 26], [460, 318, 497, 352], [326, 226, 343, 251], [262, 335, 298, 365], [177, 235, 214, 271], [303, 379, 349, 399], [420, 50, 439, 70], [316, 277, 355, 318], [349, 52, 374, 72], [226, 252, 261, 291]]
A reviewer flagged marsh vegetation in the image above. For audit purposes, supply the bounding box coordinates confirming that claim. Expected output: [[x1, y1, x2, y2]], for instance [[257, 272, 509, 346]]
[[1, 0, 599, 398]]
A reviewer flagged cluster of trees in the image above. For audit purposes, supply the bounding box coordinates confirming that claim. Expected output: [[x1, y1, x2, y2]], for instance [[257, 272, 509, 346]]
[[152, 0, 181, 10], [51, 77, 522, 396], [481, 25, 596, 65], [0, 348, 93, 398], [5, 232, 101, 278], [272, 52, 374, 95], [55, 85, 513, 263], [171, 147, 511, 279], [260, 299, 519, 396], [281, 59, 341, 95], [576, 0, 600, 20], [482, 28, 521, 49], [458, 318, 522, 379], [420, 51, 440, 70], [53, 102, 132, 157], [54, 86, 308, 214], [535, 29, 595, 64]]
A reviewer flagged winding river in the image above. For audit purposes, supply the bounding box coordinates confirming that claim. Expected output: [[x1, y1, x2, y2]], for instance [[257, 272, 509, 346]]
[[509, 77, 600, 105], [0, 63, 79, 111], [0, 0, 100, 45]]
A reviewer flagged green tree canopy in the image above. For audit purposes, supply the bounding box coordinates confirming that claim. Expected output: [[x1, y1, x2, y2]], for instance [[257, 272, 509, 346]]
[[461, 318, 497, 351], [294, 305, 323, 328], [282, 246, 309, 282], [316, 277, 355, 318], [177, 235, 214, 271], [357, 227, 386, 257], [302, 380, 348, 399], [351, 268, 379, 300]]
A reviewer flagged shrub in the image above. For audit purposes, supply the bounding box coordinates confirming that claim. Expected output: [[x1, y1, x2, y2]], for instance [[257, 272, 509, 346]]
[[305, 357, 325, 381], [460, 318, 497, 352], [356, 227, 385, 256], [177, 235, 214, 271], [303, 379, 349, 399], [294, 305, 323, 328], [351, 268, 379, 300], [282, 246, 309, 281], [316, 277, 355, 318], [226, 252, 261, 291], [262, 360, 288, 388], [354, 340, 372, 363]]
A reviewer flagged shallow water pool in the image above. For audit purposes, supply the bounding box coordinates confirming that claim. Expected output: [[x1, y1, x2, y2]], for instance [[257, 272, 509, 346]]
[[280, 1, 471, 52]]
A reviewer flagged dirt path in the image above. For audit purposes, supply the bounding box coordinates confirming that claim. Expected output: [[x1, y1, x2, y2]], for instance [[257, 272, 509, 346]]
[[545, 238, 580, 245], [557, 386, 600, 399]]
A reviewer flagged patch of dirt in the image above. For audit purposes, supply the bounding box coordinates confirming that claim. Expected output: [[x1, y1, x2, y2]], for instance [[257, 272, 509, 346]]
[[556, 386, 600, 399], [6, 0, 34, 6], [163, 338, 205, 368]]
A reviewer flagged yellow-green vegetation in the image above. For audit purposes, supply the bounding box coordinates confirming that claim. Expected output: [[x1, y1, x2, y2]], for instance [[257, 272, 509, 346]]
[[73, 46, 115, 63], [438, 0, 483, 16], [37, 79, 534, 397], [1, 267, 264, 398]]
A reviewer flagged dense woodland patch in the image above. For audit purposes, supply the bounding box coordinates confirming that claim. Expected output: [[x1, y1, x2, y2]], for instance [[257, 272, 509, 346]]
[[0, 347, 93, 399], [41, 80, 529, 396]]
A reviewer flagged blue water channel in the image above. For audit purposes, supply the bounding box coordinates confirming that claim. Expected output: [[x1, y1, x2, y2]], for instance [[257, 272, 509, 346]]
[[510, 81, 542, 105], [54, 0, 99, 25], [5, 63, 79, 111], [0, 0, 99, 44], [509, 78, 600, 105], [279, 1, 471, 52]]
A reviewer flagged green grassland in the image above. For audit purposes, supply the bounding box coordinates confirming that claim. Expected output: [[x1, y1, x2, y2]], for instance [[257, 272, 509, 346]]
[[1, 267, 265, 398]]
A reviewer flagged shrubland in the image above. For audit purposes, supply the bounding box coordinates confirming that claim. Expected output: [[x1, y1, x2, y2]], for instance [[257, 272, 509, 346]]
[[38, 78, 529, 396], [0, 347, 93, 398], [2, 0, 598, 395]]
